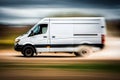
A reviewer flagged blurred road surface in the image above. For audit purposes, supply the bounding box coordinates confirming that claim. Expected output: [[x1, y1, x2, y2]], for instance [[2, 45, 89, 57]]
[[0, 36, 120, 80]]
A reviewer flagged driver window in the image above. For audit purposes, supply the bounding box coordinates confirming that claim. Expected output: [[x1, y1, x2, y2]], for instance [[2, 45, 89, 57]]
[[31, 24, 48, 36], [40, 24, 48, 34]]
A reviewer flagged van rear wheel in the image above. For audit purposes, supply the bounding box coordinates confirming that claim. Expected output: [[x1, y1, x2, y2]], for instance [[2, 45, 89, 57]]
[[22, 46, 34, 57], [74, 46, 92, 57]]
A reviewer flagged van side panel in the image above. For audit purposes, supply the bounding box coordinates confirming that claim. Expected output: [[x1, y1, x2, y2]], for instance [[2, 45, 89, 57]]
[[50, 21, 74, 52], [73, 23, 101, 45], [49, 18, 105, 52]]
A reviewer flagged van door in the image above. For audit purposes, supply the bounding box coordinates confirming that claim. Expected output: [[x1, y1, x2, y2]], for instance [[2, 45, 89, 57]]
[[29, 24, 49, 52], [50, 22, 74, 52]]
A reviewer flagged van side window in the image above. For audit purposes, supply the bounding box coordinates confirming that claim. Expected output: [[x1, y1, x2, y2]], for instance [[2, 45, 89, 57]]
[[30, 24, 48, 36], [40, 24, 48, 34]]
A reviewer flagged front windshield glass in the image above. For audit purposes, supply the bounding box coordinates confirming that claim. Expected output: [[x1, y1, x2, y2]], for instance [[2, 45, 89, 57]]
[[32, 25, 40, 35]]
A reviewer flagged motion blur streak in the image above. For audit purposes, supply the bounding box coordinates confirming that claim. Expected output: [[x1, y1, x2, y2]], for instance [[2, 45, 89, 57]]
[[0, 0, 120, 80]]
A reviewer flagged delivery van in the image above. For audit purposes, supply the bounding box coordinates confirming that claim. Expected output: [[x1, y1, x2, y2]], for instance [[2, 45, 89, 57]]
[[14, 17, 106, 57]]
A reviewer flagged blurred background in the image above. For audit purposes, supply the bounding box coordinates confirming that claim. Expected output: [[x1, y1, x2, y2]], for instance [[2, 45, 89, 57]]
[[0, 0, 120, 49], [0, 0, 120, 80]]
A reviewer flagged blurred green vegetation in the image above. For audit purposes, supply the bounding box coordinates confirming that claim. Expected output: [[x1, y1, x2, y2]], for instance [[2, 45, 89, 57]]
[[0, 62, 120, 73]]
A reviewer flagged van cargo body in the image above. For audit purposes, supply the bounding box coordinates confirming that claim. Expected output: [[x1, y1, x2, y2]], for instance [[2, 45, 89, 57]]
[[14, 17, 106, 57]]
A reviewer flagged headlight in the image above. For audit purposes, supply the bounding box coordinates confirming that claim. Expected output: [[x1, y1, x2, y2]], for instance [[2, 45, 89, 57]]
[[15, 39, 20, 43]]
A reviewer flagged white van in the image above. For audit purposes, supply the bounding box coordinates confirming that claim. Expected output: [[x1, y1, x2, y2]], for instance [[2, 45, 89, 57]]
[[14, 17, 106, 57]]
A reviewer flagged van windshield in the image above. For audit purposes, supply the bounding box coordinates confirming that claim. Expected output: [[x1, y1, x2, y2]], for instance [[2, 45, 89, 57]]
[[33, 25, 40, 35]]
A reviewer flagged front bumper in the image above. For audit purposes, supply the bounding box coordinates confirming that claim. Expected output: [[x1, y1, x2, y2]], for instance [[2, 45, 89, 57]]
[[14, 44, 23, 51]]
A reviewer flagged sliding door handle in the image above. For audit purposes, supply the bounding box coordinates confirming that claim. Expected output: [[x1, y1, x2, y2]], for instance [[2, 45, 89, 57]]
[[52, 36, 55, 38], [43, 36, 47, 38]]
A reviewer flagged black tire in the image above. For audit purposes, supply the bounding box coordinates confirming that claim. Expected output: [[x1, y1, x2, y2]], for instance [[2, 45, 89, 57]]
[[74, 52, 80, 56], [74, 46, 92, 57], [22, 46, 34, 57]]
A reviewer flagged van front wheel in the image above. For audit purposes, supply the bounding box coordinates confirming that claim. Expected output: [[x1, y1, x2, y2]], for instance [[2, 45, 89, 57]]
[[22, 46, 34, 57]]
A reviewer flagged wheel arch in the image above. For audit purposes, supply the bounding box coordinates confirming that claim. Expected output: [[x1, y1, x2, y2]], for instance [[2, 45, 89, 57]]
[[22, 44, 37, 53]]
